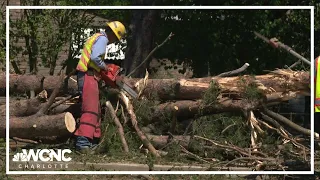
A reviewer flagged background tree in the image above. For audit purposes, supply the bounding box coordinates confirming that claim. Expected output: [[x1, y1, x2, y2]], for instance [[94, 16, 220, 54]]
[[0, 1, 6, 71], [123, 0, 158, 77]]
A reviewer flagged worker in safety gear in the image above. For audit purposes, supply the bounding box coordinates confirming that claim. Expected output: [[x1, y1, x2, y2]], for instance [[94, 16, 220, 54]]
[[315, 56, 320, 134], [74, 21, 126, 154]]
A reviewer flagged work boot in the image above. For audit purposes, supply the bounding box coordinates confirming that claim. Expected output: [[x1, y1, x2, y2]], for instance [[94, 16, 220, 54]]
[[76, 144, 105, 155], [76, 146, 96, 155], [75, 136, 95, 155]]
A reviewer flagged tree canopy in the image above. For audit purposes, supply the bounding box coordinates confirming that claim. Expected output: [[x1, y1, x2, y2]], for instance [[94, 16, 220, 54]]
[[3, 0, 318, 76]]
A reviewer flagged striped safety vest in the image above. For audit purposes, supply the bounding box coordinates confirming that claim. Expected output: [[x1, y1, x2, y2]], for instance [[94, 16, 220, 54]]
[[315, 56, 320, 112], [76, 33, 105, 73]]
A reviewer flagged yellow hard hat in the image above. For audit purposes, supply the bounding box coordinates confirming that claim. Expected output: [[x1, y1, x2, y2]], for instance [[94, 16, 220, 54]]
[[107, 21, 126, 40]]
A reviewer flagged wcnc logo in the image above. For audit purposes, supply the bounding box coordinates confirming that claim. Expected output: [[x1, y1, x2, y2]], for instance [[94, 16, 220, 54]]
[[12, 149, 72, 169]]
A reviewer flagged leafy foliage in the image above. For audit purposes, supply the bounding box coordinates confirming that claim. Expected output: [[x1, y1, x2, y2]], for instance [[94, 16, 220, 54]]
[[155, 9, 311, 77], [202, 81, 220, 105]]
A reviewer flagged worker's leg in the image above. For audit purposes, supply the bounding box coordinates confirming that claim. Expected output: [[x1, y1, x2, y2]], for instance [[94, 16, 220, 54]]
[[92, 101, 102, 146], [74, 72, 100, 150]]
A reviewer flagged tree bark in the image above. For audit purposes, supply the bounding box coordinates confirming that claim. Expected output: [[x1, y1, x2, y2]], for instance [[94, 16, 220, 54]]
[[0, 112, 76, 138], [4, 89, 305, 123], [124, 1, 157, 78], [0, 90, 47, 117], [0, 73, 78, 96], [150, 99, 260, 122], [2, 69, 309, 100], [126, 69, 310, 100], [1, 96, 80, 118], [1, 97, 43, 117]]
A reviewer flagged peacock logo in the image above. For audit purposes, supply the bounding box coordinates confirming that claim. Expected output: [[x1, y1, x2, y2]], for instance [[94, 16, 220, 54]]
[[12, 152, 28, 162]]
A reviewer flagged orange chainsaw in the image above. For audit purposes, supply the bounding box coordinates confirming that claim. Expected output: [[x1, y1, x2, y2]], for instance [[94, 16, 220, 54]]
[[100, 64, 138, 99]]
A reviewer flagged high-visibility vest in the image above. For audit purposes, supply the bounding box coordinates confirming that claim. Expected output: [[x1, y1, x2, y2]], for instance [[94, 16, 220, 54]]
[[76, 33, 106, 72], [315, 56, 320, 112]]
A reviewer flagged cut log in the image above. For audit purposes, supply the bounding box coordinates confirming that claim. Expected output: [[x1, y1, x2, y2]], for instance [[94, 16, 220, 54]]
[[5, 91, 303, 123], [3, 69, 309, 100], [0, 72, 78, 96], [0, 112, 76, 138], [148, 91, 305, 122], [0, 90, 47, 117], [1, 97, 81, 118], [0, 98, 43, 117], [151, 99, 259, 122]]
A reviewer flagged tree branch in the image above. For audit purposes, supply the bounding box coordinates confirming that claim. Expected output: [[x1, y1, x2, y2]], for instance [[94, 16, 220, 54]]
[[106, 101, 129, 153], [49, 93, 79, 111], [119, 92, 160, 157], [36, 72, 65, 116], [263, 107, 319, 139], [126, 32, 174, 77], [217, 63, 250, 77]]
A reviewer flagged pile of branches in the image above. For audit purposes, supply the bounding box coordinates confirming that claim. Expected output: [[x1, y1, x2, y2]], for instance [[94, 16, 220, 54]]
[[0, 63, 315, 171]]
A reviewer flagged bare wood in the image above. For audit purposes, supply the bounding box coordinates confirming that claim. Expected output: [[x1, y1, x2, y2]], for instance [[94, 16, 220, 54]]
[[106, 101, 129, 153], [0, 112, 76, 138], [49, 94, 79, 110], [217, 63, 250, 77], [65, 112, 76, 133], [128, 69, 309, 100], [30, 90, 35, 98], [121, 104, 128, 125], [246, 111, 264, 152], [119, 92, 160, 157], [38, 90, 48, 99]]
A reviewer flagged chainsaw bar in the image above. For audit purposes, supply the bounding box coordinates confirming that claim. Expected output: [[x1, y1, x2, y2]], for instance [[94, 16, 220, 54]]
[[115, 79, 138, 99]]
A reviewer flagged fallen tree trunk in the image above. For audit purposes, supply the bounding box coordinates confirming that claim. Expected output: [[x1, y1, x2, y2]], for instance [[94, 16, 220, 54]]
[[151, 99, 259, 122], [1, 98, 81, 118], [0, 98, 43, 117], [150, 91, 302, 122], [5, 90, 303, 123], [0, 72, 78, 96], [128, 69, 310, 100], [0, 90, 47, 117], [3, 69, 310, 100], [0, 112, 76, 138]]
